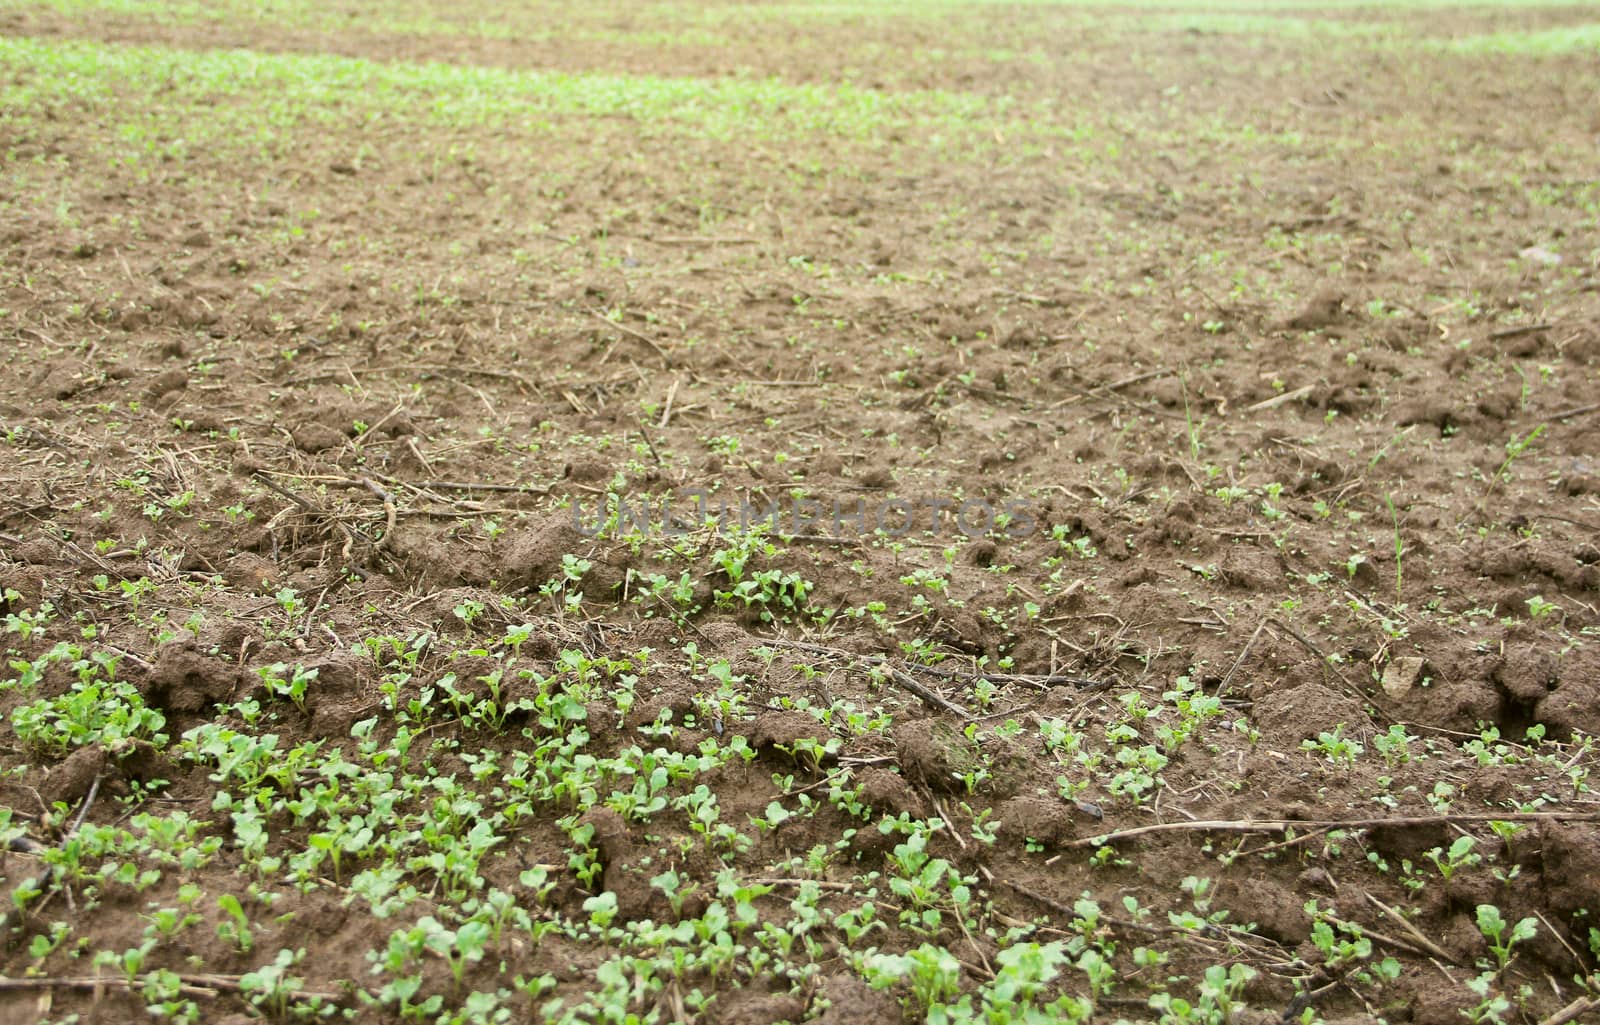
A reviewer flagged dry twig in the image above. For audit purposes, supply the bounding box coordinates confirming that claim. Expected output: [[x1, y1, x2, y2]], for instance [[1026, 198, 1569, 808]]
[[1065, 810, 1600, 849]]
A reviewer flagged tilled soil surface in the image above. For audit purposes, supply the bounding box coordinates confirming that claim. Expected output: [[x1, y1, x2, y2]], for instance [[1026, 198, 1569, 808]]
[[1, 3, 1598, 1024]]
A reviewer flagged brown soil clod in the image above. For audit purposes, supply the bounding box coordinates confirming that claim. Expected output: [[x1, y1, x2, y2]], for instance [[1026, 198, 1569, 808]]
[[993, 795, 1077, 848], [1280, 288, 1348, 331], [747, 709, 832, 757], [37, 744, 107, 809], [854, 766, 929, 820], [892, 718, 983, 793], [142, 639, 241, 715]]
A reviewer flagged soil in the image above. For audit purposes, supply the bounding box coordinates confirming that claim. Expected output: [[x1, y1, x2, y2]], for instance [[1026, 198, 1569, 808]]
[[1, 2, 1599, 1024]]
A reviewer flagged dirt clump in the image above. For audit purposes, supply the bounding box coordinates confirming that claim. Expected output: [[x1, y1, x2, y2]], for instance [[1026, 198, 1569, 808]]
[[1251, 682, 1375, 742], [706, 989, 808, 1025], [504, 514, 591, 589], [994, 795, 1076, 847], [893, 718, 980, 793], [748, 709, 832, 756], [1279, 288, 1347, 330], [37, 743, 108, 807], [812, 974, 899, 1025], [142, 639, 241, 715], [855, 766, 929, 819]]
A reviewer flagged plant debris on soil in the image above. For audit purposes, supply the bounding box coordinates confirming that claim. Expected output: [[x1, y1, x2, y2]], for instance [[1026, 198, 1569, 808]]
[[1, 2, 1599, 1024]]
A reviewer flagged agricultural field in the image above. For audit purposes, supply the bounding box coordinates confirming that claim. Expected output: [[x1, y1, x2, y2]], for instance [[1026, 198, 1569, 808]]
[[1, 0, 1599, 1022]]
